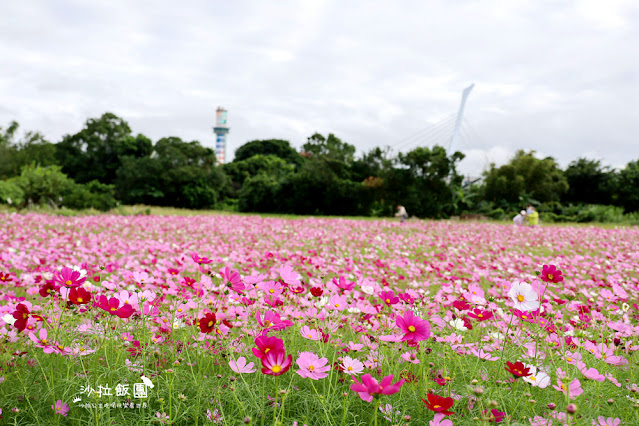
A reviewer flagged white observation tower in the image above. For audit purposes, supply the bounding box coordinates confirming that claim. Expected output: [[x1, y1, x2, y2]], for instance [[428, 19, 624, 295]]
[[213, 107, 229, 164]]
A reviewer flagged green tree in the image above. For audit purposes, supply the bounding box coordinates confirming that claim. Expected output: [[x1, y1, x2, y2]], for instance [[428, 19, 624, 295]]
[[11, 164, 73, 207], [617, 160, 639, 212], [0, 121, 57, 179], [482, 150, 568, 207], [391, 145, 465, 218], [301, 133, 356, 164], [563, 158, 616, 205], [234, 139, 300, 164], [55, 113, 150, 184]]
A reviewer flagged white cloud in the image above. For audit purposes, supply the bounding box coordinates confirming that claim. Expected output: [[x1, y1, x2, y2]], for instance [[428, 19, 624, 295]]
[[0, 0, 637, 173]]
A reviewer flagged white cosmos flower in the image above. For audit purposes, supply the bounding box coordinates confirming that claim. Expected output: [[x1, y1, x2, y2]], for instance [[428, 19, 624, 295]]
[[523, 369, 551, 388], [2, 314, 16, 326], [507, 281, 540, 312], [449, 318, 468, 331]]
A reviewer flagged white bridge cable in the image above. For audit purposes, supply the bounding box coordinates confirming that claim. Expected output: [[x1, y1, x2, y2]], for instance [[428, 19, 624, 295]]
[[391, 114, 457, 152], [388, 113, 456, 149], [399, 117, 458, 152]]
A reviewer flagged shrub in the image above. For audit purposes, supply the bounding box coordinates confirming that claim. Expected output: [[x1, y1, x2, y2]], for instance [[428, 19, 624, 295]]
[[0, 180, 25, 206]]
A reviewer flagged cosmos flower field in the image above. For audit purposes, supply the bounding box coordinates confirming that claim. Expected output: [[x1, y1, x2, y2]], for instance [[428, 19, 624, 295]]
[[0, 213, 638, 425]]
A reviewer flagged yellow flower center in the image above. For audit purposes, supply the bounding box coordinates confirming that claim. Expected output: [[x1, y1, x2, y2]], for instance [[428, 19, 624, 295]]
[[265, 348, 270, 353], [408, 325, 416, 332], [566, 357, 572, 362], [269, 289, 275, 293], [347, 366, 353, 371], [478, 314, 483, 317], [517, 295, 525, 302], [77, 297, 83, 303], [271, 365, 282, 373], [548, 274, 554, 280], [335, 304, 340, 308], [386, 299, 391, 303], [530, 376, 537, 381], [308, 365, 315, 371], [208, 321, 214, 327], [110, 307, 117, 311], [41, 339, 48, 345], [434, 405, 441, 409], [65, 280, 72, 286]]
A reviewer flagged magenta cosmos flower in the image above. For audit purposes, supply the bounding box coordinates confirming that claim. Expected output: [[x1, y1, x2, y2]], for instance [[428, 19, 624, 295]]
[[540, 264, 563, 283], [350, 374, 405, 402], [296, 351, 331, 380], [396, 310, 431, 342], [54, 267, 86, 288], [261, 349, 293, 376], [95, 295, 135, 319]]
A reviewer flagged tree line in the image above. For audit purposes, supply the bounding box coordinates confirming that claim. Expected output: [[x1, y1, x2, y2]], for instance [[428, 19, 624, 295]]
[[1, 113, 638, 223]]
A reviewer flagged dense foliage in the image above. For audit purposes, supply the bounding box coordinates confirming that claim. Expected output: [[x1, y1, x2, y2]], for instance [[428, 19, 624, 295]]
[[1, 114, 638, 221]]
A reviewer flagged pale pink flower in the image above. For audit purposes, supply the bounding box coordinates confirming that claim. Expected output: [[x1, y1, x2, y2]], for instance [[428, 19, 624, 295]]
[[342, 356, 364, 376], [592, 417, 621, 426], [508, 281, 540, 312], [300, 326, 321, 341], [553, 378, 583, 399], [229, 357, 256, 374], [576, 361, 605, 382], [296, 352, 330, 380], [430, 412, 454, 426], [401, 351, 420, 364]]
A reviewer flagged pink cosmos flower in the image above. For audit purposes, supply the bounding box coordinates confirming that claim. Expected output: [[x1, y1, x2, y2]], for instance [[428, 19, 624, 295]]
[[279, 264, 301, 286], [332, 276, 356, 292], [300, 326, 321, 341], [295, 351, 330, 380], [342, 356, 364, 376], [54, 267, 86, 288], [592, 416, 621, 426], [220, 267, 245, 294], [430, 413, 453, 426], [396, 310, 431, 342], [553, 378, 583, 399], [255, 310, 293, 331], [327, 295, 348, 311], [507, 281, 540, 312], [401, 351, 420, 364], [28, 328, 56, 353], [229, 357, 256, 374], [349, 374, 405, 402], [576, 361, 605, 382], [52, 400, 69, 416], [190, 253, 212, 264]]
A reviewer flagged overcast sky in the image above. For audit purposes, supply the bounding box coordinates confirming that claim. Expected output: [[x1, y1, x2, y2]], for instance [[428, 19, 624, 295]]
[[1, 0, 637, 176]]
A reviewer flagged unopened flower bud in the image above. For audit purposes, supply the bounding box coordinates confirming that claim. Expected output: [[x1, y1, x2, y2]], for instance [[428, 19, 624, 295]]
[[403, 415, 411, 421], [547, 403, 556, 410], [471, 379, 478, 384], [607, 398, 614, 404], [243, 416, 251, 424], [566, 403, 578, 414], [473, 387, 484, 396], [489, 400, 498, 407]]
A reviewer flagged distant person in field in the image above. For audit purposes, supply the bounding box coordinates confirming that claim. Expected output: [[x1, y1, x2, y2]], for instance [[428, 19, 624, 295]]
[[513, 210, 527, 226], [395, 205, 408, 223], [526, 204, 539, 225]]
